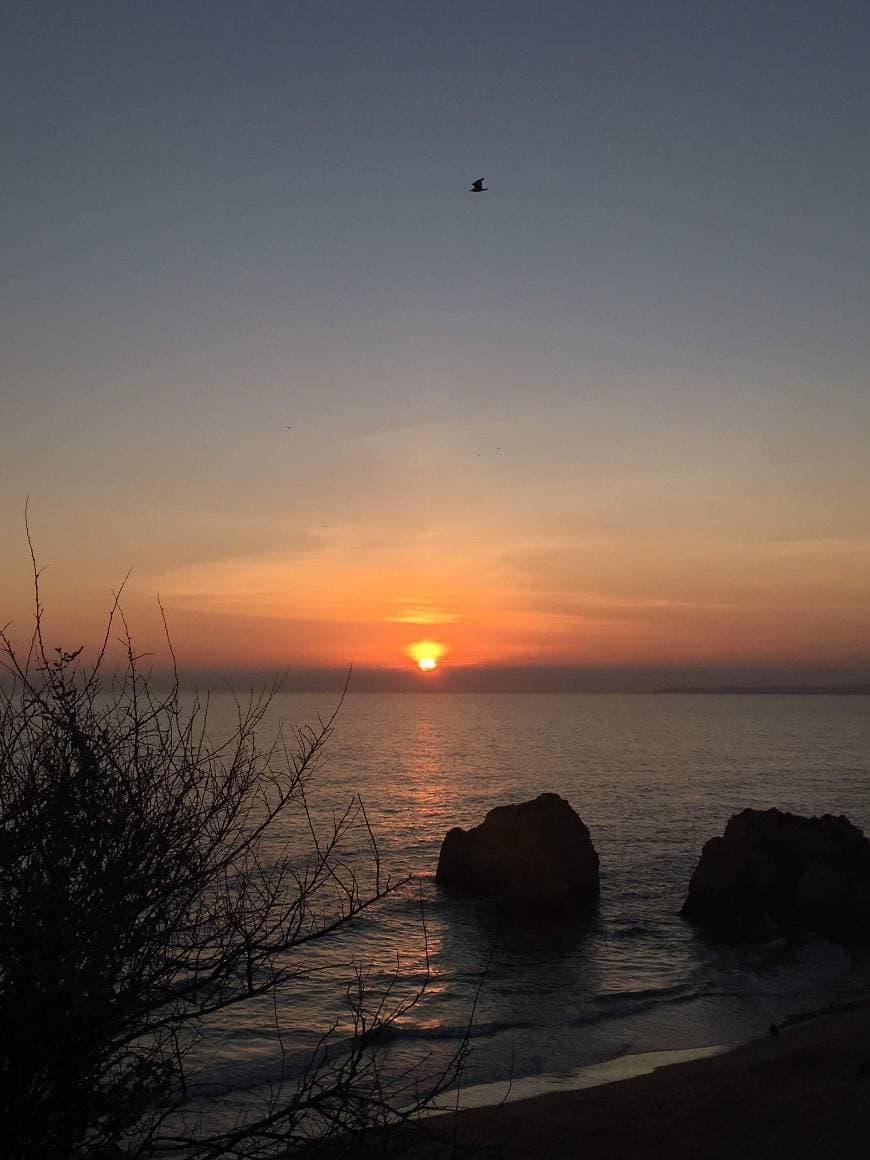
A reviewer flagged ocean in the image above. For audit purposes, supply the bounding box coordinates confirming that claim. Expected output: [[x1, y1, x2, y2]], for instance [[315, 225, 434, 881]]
[[192, 691, 870, 1112]]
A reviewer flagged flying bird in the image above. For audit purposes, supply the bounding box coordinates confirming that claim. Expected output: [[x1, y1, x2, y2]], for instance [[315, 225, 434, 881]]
[[469, 178, 487, 192]]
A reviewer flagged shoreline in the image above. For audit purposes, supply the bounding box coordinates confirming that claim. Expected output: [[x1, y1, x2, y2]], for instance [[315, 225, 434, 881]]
[[427, 989, 870, 1115], [408, 995, 870, 1158], [426, 1042, 742, 1114]]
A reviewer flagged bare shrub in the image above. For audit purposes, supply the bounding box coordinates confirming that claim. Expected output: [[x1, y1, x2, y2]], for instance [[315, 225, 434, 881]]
[[0, 556, 468, 1158]]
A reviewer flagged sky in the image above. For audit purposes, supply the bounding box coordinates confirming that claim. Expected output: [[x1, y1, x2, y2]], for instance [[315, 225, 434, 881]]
[[2, 0, 869, 690]]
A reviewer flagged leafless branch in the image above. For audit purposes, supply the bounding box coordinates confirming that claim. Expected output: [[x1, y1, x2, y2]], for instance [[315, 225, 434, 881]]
[[0, 542, 473, 1159]]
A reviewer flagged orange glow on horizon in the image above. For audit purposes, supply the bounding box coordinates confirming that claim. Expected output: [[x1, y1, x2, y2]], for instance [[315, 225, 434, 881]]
[[10, 524, 863, 679]]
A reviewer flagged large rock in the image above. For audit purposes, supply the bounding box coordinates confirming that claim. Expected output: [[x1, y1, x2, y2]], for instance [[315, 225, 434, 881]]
[[682, 808, 870, 931], [435, 792, 599, 917]]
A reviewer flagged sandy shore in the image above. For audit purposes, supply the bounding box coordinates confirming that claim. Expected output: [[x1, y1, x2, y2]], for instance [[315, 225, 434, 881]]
[[406, 1000, 870, 1159]]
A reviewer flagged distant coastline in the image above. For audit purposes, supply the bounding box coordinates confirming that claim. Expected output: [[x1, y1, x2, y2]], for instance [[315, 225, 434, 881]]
[[656, 685, 870, 695]]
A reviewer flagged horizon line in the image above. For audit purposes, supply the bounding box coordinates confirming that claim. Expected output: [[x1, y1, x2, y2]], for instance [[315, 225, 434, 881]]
[[124, 661, 870, 695]]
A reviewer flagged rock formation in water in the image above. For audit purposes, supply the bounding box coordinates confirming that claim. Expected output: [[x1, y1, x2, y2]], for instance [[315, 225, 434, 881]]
[[436, 792, 599, 917], [682, 808, 870, 931]]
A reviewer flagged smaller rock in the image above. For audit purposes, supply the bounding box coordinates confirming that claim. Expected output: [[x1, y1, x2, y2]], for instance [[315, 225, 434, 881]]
[[435, 792, 599, 918]]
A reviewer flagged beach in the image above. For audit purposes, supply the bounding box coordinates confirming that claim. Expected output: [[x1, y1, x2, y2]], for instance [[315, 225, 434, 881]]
[[409, 1002, 870, 1158]]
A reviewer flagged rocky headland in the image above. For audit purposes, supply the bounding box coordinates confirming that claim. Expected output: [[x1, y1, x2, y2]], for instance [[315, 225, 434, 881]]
[[682, 807, 870, 931]]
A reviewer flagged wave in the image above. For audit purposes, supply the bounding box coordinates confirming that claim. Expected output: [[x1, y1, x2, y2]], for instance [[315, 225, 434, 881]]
[[359, 1017, 539, 1046], [607, 924, 661, 940], [594, 982, 695, 1006]]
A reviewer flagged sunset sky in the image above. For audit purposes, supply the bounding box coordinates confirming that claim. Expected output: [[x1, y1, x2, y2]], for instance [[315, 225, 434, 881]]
[[3, 1, 869, 689]]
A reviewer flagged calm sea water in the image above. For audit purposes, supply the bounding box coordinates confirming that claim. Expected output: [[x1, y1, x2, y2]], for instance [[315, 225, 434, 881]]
[[193, 692, 870, 1107]]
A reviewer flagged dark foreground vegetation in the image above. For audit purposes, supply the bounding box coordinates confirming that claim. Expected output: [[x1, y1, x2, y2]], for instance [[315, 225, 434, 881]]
[[0, 577, 468, 1158]]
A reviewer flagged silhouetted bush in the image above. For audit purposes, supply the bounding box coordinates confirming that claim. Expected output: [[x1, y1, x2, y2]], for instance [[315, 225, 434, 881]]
[[0, 578, 466, 1158]]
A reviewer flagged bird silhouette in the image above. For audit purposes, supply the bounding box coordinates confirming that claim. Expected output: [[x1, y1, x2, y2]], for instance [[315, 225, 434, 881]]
[[469, 178, 487, 192]]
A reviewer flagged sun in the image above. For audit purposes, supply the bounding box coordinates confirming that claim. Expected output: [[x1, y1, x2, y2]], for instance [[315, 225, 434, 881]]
[[407, 639, 447, 672]]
